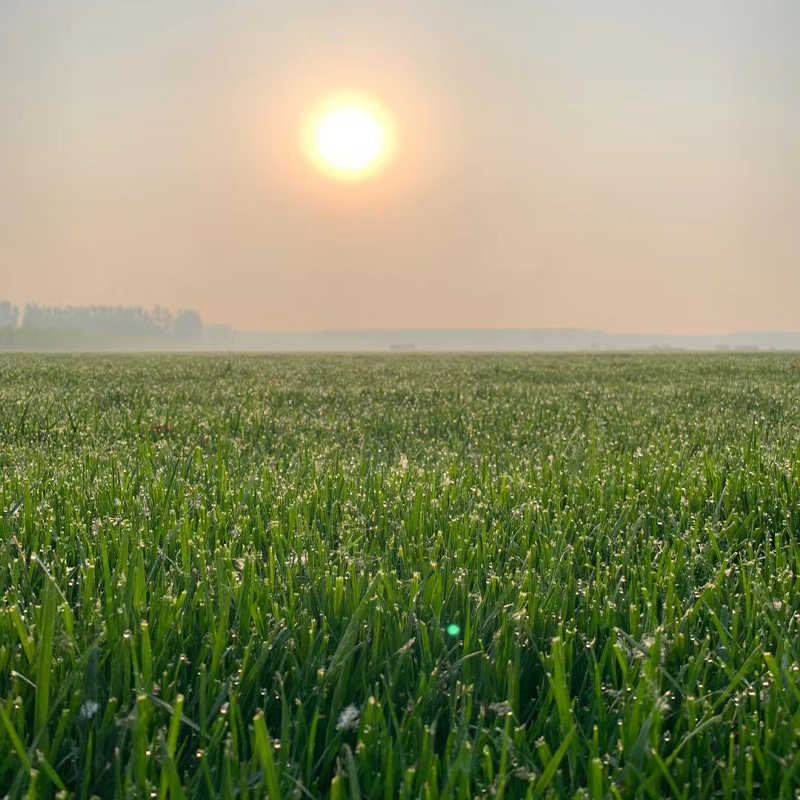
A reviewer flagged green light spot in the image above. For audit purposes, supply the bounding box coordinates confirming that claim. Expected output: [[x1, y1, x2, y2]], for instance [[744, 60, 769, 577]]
[[446, 624, 461, 637]]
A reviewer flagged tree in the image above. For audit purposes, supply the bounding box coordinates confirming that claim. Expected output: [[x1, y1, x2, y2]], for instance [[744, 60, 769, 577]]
[[0, 302, 19, 328], [173, 309, 203, 340]]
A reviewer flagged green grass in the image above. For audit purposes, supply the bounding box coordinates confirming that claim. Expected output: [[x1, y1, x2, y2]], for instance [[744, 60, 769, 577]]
[[1, 353, 800, 799]]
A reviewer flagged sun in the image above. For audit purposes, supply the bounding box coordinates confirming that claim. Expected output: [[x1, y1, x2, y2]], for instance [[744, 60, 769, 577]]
[[317, 109, 382, 172], [306, 96, 393, 180]]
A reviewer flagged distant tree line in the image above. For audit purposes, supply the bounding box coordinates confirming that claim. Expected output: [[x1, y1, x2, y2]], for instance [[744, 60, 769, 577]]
[[0, 302, 19, 329], [0, 303, 233, 350]]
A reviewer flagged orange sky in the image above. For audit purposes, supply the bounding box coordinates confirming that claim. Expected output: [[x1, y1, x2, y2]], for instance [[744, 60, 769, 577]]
[[2, 1, 799, 333]]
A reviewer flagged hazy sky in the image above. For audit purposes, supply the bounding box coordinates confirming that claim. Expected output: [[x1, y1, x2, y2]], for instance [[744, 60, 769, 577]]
[[2, 0, 799, 333]]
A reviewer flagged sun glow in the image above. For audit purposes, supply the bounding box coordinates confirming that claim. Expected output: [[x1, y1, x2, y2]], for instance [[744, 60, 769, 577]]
[[317, 109, 381, 171], [306, 96, 393, 180]]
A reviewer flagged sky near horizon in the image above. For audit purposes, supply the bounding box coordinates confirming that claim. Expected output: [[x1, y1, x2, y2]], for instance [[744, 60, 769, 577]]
[[1, 0, 799, 334]]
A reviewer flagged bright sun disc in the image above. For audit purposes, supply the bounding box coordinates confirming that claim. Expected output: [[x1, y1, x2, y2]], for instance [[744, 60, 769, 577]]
[[312, 103, 388, 178]]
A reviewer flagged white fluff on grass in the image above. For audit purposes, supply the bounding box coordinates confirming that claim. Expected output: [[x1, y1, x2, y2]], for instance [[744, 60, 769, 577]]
[[80, 700, 100, 719], [336, 704, 360, 731]]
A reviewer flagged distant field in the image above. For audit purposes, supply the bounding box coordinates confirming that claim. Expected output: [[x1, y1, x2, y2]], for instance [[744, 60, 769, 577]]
[[2, 354, 800, 799]]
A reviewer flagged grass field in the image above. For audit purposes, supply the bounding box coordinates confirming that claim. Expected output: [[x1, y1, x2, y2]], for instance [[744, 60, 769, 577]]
[[1, 353, 800, 799]]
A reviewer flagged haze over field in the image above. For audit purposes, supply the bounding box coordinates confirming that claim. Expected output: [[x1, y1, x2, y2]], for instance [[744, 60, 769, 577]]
[[2, 1, 799, 335]]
